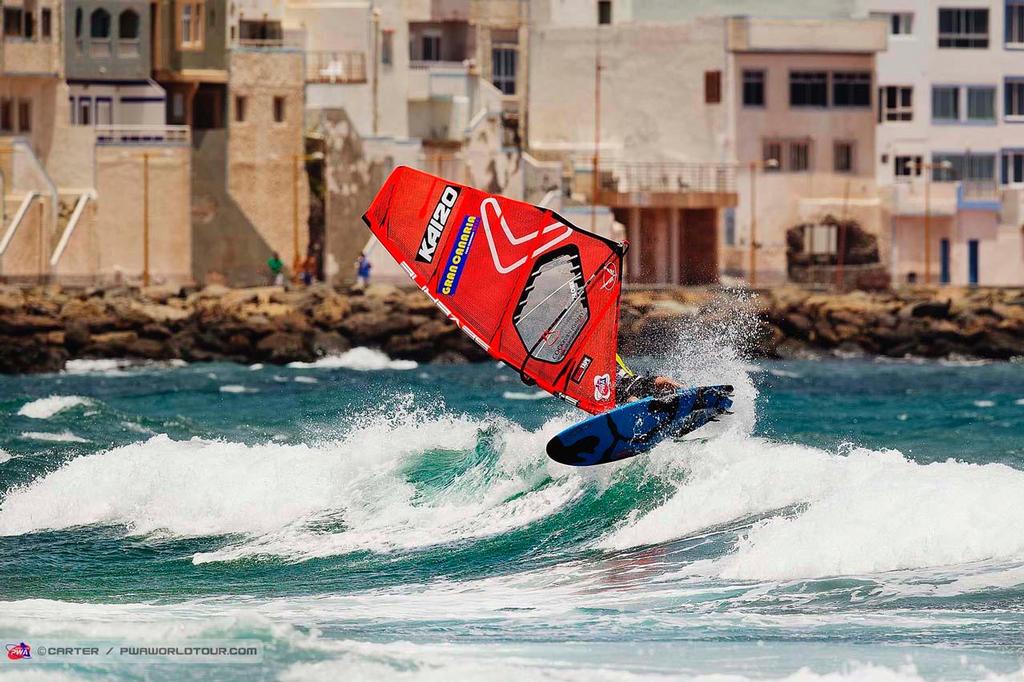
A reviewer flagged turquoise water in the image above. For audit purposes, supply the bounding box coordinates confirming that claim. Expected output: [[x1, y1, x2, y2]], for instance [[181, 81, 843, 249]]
[[1, 350, 1023, 680]]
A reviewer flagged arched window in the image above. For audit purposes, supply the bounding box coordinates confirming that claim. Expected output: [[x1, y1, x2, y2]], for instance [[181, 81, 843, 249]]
[[118, 9, 139, 39], [74, 7, 82, 37], [90, 8, 110, 38]]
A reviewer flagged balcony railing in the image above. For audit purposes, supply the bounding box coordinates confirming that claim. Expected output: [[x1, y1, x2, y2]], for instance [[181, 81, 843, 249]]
[[593, 162, 737, 194], [306, 51, 367, 84], [235, 37, 285, 49], [94, 124, 190, 146]]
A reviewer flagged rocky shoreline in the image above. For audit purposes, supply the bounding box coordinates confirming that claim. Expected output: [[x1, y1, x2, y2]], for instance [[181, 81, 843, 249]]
[[0, 284, 1022, 374]]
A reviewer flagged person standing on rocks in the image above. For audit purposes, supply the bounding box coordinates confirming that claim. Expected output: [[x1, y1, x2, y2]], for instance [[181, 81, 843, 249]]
[[267, 252, 285, 286], [355, 253, 372, 288]]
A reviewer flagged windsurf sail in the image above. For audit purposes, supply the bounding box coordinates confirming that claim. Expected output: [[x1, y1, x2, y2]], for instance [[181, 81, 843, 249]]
[[363, 166, 626, 414]]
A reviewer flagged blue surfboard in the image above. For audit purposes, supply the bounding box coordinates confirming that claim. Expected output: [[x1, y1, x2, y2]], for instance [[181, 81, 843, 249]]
[[546, 385, 734, 466]]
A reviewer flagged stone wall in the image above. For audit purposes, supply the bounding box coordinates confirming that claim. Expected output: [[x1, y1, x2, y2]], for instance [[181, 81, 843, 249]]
[[1, 284, 1022, 374]]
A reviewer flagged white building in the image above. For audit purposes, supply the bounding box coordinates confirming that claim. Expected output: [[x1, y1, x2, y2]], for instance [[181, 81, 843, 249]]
[[858, 0, 1024, 285]]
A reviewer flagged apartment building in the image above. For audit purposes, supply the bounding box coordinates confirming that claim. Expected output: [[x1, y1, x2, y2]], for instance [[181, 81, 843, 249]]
[[1, 0, 192, 284], [859, 0, 1024, 286], [527, 1, 886, 287], [288, 0, 533, 284]]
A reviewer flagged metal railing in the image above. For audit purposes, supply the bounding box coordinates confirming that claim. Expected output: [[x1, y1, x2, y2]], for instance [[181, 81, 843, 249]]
[[235, 37, 285, 49], [94, 124, 190, 146], [592, 162, 738, 194], [306, 51, 366, 84], [960, 180, 999, 201]]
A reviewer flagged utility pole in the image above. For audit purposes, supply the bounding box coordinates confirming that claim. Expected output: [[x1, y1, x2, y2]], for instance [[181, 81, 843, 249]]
[[591, 19, 601, 232], [836, 178, 850, 290], [372, 7, 381, 136], [293, 153, 301, 277], [142, 151, 150, 287]]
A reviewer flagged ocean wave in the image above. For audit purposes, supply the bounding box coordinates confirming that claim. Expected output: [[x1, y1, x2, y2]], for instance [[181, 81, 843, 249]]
[[501, 390, 550, 401], [219, 385, 259, 394], [63, 358, 187, 376], [0, 450, 11, 464], [17, 395, 92, 419], [287, 347, 417, 371], [599, 435, 1024, 581], [18, 431, 89, 443]]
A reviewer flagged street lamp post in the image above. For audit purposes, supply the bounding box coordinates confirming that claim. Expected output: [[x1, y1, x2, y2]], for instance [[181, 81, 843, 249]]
[[142, 152, 150, 287], [749, 157, 779, 289]]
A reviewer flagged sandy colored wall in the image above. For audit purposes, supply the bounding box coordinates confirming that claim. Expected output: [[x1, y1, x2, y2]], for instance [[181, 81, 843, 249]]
[[527, 18, 729, 164], [226, 49, 309, 274], [0, 196, 50, 279], [94, 146, 191, 283], [52, 196, 100, 281]]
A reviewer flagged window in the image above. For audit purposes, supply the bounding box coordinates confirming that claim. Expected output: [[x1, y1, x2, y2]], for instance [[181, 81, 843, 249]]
[[932, 86, 960, 121], [704, 70, 721, 104], [789, 141, 810, 172], [1009, 1, 1024, 45], [742, 70, 765, 106], [90, 8, 110, 38], [895, 155, 923, 177], [179, 0, 204, 48], [17, 99, 30, 132], [273, 96, 285, 123], [938, 8, 989, 48], [74, 7, 82, 38], [41, 8, 51, 38], [422, 34, 441, 61], [381, 29, 393, 66], [763, 141, 782, 170], [880, 86, 913, 121], [1006, 79, 1024, 118], [492, 47, 517, 96], [598, 0, 612, 25], [790, 71, 827, 107], [834, 141, 854, 173], [119, 9, 139, 39], [966, 86, 996, 121], [78, 98, 91, 126], [724, 208, 735, 246], [234, 95, 246, 122], [870, 11, 914, 35], [1002, 150, 1024, 184], [95, 98, 112, 125], [171, 92, 185, 121], [0, 99, 12, 132], [832, 72, 871, 107], [3, 8, 23, 37], [932, 153, 996, 182]]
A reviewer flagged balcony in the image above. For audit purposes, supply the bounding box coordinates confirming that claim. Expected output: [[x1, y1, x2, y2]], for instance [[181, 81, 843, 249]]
[[889, 181, 959, 216], [94, 124, 190, 146], [579, 162, 738, 210], [305, 51, 366, 84], [1, 38, 58, 75], [727, 16, 887, 54]]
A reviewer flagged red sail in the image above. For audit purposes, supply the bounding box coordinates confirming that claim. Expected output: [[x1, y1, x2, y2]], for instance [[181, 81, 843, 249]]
[[363, 166, 626, 414]]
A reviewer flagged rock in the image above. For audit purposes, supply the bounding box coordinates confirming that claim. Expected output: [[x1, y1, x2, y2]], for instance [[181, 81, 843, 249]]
[[973, 329, 1024, 359], [433, 350, 469, 364], [411, 318, 456, 343], [340, 312, 413, 343], [64, 319, 90, 351], [778, 312, 813, 340], [140, 323, 173, 340], [130, 301, 190, 323], [0, 287, 25, 311], [256, 332, 311, 363], [311, 294, 351, 328], [85, 331, 139, 356], [383, 334, 436, 361], [912, 300, 952, 319], [812, 319, 839, 347], [125, 337, 170, 359], [312, 330, 350, 356], [0, 336, 67, 373], [402, 292, 438, 315], [0, 313, 62, 335], [140, 284, 182, 303]]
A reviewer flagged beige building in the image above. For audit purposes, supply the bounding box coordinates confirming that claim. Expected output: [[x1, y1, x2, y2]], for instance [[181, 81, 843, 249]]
[[527, 3, 887, 287]]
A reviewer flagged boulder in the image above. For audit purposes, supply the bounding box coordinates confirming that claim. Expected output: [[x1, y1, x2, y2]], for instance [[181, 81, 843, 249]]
[[312, 330, 350, 356], [0, 313, 62, 335], [911, 300, 952, 319], [311, 294, 351, 328], [340, 312, 413, 343], [257, 332, 312, 363], [0, 336, 67, 373]]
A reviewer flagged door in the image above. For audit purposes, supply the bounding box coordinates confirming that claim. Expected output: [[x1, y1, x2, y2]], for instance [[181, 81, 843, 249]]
[[968, 239, 979, 285], [940, 238, 950, 284]]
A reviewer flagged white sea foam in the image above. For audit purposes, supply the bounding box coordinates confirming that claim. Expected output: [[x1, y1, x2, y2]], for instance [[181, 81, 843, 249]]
[[973, 400, 995, 408], [219, 385, 258, 394], [249, 363, 264, 371], [1015, 398, 1024, 406], [63, 358, 185, 376], [0, 450, 11, 464], [287, 347, 417, 371], [0, 411, 579, 564], [502, 390, 550, 401], [19, 431, 88, 443], [293, 376, 319, 384], [768, 369, 802, 379], [17, 395, 92, 419], [599, 434, 1024, 581]]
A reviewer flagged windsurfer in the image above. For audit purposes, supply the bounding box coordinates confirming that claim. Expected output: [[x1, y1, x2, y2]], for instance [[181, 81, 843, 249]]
[[615, 355, 681, 404]]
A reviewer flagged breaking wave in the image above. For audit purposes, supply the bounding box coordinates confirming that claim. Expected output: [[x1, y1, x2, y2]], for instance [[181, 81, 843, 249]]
[[17, 395, 92, 419], [287, 347, 417, 371]]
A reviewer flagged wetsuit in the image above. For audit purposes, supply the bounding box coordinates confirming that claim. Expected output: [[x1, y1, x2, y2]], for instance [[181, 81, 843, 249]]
[[615, 355, 676, 404]]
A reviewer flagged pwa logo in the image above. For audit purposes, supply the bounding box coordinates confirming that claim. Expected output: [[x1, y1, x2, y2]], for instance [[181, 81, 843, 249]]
[[6, 642, 31, 660], [416, 185, 461, 263], [593, 373, 612, 402]]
